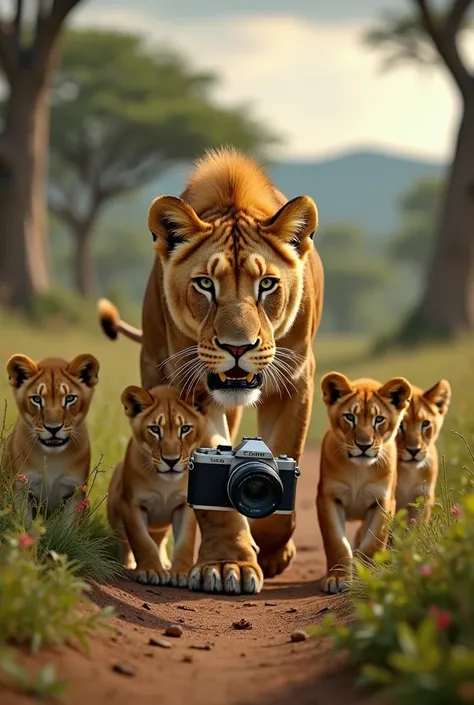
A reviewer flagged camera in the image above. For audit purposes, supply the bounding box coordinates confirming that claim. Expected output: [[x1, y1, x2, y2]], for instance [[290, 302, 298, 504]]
[[187, 436, 300, 519]]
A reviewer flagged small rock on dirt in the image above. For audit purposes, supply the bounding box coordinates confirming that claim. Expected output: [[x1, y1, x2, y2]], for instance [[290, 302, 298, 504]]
[[177, 605, 196, 612], [182, 654, 193, 663], [243, 601, 257, 607], [290, 630, 309, 643], [264, 601, 277, 606], [232, 619, 252, 630], [142, 602, 151, 610], [316, 607, 329, 615], [112, 664, 136, 677], [286, 607, 297, 613], [165, 624, 184, 638], [190, 644, 211, 651], [149, 637, 172, 649]]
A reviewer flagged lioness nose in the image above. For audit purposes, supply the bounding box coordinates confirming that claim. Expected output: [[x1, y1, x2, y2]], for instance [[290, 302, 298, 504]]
[[216, 340, 257, 359], [163, 457, 180, 469], [408, 447, 421, 457], [44, 423, 63, 436], [356, 441, 373, 453]]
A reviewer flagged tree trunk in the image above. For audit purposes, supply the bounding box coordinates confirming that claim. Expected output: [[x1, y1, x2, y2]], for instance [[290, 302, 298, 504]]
[[402, 97, 474, 341], [0, 75, 52, 308], [73, 224, 96, 298]]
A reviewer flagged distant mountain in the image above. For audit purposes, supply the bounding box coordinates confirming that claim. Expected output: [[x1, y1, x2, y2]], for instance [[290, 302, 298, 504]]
[[103, 149, 445, 237]]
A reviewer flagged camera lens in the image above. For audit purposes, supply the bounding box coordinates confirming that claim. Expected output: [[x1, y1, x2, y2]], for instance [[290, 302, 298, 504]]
[[227, 462, 283, 519]]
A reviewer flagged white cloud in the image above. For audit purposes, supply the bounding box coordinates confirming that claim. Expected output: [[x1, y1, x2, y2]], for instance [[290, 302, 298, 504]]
[[72, 6, 474, 162]]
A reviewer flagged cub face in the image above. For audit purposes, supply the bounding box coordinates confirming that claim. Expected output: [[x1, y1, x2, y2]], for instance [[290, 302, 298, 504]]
[[7, 353, 99, 454], [397, 380, 451, 466], [321, 372, 412, 466], [121, 385, 209, 475]]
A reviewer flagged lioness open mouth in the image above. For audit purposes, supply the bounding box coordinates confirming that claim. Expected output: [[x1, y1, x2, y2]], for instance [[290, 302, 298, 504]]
[[207, 367, 263, 391], [39, 438, 69, 447]]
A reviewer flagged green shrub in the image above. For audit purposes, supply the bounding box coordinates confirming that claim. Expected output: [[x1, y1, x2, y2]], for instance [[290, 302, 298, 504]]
[[315, 441, 474, 705]]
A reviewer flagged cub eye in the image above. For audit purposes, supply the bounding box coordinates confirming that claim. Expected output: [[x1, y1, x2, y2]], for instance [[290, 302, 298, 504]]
[[193, 277, 215, 296], [343, 412, 356, 426], [258, 277, 278, 297], [64, 394, 77, 406], [149, 425, 162, 438], [374, 415, 385, 425], [30, 395, 43, 407], [180, 424, 192, 437], [421, 420, 431, 429]]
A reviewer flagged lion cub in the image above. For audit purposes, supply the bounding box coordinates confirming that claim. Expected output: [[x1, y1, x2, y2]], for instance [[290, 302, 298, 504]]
[[5, 353, 100, 520], [395, 379, 451, 522], [317, 372, 412, 594], [107, 385, 208, 587]]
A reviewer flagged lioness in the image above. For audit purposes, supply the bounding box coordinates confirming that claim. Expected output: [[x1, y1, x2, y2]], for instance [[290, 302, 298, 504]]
[[98, 147, 324, 594], [5, 353, 99, 520], [107, 385, 209, 587], [317, 372, 412, 594], [395, 379, 451, 522]]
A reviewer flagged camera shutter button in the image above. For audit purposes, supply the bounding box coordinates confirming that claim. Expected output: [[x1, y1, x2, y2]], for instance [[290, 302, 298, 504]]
[[217, 444, 232, 452], [278, 454, 288, 459]]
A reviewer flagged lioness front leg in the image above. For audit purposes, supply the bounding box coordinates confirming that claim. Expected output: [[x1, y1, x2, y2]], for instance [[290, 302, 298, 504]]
[[122, 505, 170, 585], [188, 410, 263, 595], [169, 504, 197, 588], [251, 368, 314, 578], [356, 500, 393, 559], [317, 495, 352, 594]]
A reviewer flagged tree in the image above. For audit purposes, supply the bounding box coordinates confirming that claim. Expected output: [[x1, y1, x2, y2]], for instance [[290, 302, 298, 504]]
[[390, 176, 443, 276], [364, 0, 474, 341], [48, 31, 278, 298], [0, 0, 82, 309], [318, 223, 391, 334]]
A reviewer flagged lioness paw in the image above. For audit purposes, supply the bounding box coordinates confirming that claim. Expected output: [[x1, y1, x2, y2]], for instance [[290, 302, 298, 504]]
[[320, 572, 348, 595], [131, 565, 171, 586], [188, 561, 263, 595], [170, 569, 190, 588], [258, 538, 296, 579]]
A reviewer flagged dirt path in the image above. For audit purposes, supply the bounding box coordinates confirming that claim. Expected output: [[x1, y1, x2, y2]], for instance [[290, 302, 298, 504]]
[[2, 449, 377, 705]]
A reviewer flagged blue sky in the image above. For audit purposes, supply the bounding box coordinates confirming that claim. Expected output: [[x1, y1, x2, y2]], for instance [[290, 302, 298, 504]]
[[72, 0, 473, 162]]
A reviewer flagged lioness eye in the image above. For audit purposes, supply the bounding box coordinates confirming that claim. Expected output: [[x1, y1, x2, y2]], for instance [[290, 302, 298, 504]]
[[30, 395, 43, 407], [180, 424, 192, 437], [64, 394, 77, 406], [374, 415, 385, 425], [149, 425, 161, 438], [194, 277, 214, 291], [259, 277, 278, 295], [422, 420, 431, 429], [343, 412, 355, 425]]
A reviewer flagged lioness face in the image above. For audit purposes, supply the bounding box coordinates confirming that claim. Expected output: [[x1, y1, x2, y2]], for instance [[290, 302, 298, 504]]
[[321, 373, 412, 467], [397, 380, 451, 466], [121, 385, 208, 475], [149, 195, 318, 408], [7, 354, 99, 454]]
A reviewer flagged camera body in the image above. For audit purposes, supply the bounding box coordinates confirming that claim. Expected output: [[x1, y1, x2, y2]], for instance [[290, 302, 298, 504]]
[[187, 436, 300, 519]]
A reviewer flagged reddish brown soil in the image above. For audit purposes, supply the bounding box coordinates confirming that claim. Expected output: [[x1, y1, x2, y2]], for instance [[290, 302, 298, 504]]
[[1, 450, 384, 705]]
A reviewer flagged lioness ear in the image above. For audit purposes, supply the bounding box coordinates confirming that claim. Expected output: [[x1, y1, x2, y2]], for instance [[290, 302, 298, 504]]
[[423, 379, 451, 415], [68, 354, 100, 388], [378, 377, 412, 411], [148, 195, 211, 260], [261, 196, 318, 258], [121, 386, 154, 418], [7, 354, 38, 388], [321, 372, 353, 406]]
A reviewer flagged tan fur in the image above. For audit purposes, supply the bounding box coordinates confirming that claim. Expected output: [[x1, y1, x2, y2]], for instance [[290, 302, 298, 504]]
[[97, 147, 324, 593], [5, 353, 99, 521], [107, 386, 210, 587], [395, 379, 451, 522], [317, 372, 412, 594]]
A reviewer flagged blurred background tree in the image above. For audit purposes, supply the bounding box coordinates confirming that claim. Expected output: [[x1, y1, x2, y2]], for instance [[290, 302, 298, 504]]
[[48, 30, 277, 297], [0, 0, 82, 309], [364, 0, 474, 341]]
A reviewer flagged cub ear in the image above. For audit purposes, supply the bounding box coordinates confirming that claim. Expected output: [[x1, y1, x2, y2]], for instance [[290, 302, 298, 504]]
[[261, 195, 318, 258], [148, 195, 211, 260], [68, 354, 100, 388], [6, 354, 38, 388], [321, 372, 353, 406], [121, 386, 155, 418], [423, 379, 451, 415], [378, 377, 412, 411]]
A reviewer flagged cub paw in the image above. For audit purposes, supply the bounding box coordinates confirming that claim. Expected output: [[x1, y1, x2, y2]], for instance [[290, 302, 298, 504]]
[[188, 561, 263, 595], [170, 567, 191, 588], [130, 564, 171, 586], [258, 538, 296, 579], [320, 572, 348, 595]]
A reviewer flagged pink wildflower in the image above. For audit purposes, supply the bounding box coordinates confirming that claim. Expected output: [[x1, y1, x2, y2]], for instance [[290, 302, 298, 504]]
[[17, 474, 28, 483], [450, 505, 462, 518], [420, 564, 433, 577], [80, 483, 87, 492], [18, 533, 34, 549], [428, 605, 452, 630], [75, 498, 91, 512]]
